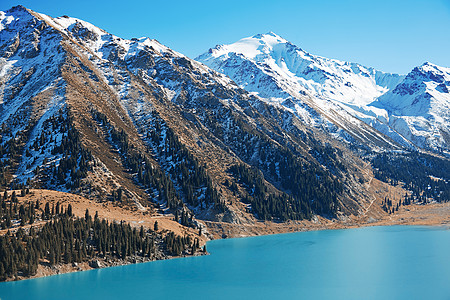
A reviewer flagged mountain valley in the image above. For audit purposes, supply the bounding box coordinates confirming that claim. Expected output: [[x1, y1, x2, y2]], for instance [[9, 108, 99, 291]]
[[0, 5, 448, 281]]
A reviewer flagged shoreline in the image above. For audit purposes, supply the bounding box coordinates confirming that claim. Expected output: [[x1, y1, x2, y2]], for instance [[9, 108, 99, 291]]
[[204, 202, 450, 240], [5, 251, 208, 283], [2, 201, 449, 283]]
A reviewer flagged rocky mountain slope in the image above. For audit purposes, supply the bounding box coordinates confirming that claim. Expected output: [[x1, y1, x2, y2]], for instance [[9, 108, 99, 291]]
[[1, 6, 448, 233], [197, 32, 450, 153], [0, 6, 382, 226]]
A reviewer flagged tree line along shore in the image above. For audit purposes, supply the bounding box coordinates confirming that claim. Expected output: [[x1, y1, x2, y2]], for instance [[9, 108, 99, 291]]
[[0, 189, 205, 282]]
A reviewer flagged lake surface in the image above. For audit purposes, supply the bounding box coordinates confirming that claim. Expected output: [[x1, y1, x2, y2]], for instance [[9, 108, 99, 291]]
[[1, 226, 449, 300]]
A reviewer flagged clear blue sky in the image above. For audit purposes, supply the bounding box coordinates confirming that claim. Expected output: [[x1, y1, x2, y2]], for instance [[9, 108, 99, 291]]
[[3, 0, 450, 74]]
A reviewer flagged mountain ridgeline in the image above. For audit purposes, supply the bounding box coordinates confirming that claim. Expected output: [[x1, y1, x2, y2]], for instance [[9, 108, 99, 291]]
[[197, 32, 450, 154], [0, 5, 448, 231]]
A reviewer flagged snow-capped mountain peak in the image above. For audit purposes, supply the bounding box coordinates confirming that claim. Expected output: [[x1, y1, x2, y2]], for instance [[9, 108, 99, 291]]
[[198, 33, 449, 153], [365, 61, 450, 151], [198, 32, 404, 105], [375, 61, 450, 113], [408, 62, 450, 85], [208, 32, 290, 60]]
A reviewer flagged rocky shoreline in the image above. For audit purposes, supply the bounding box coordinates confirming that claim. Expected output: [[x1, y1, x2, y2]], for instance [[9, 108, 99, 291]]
[[6, 246, 207, 282]]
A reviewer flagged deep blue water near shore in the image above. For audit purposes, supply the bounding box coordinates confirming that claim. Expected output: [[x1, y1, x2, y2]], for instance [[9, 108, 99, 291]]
[[1, 225, 449, 300]]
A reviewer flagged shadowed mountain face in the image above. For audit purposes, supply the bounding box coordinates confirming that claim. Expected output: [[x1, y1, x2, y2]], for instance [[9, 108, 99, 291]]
[[197, 32, 450, 154], [0, 6, 405, 224]]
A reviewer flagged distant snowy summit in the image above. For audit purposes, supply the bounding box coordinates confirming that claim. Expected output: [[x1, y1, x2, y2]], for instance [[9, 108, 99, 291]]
[[197, 32, 450, 153], [371, 62, 450, 150], [199, 32, 403, 104]]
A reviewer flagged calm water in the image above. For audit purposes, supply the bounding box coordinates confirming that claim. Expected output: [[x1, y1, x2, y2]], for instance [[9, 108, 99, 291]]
[[1, 226, 449, 300]]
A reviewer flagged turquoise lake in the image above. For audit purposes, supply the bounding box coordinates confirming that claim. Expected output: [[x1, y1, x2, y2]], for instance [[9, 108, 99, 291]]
[[1, 225, 449, 300]]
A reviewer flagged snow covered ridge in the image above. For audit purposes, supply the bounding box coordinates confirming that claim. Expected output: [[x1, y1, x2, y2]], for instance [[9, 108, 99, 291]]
[[198, 32, 404, 105], [197, 32, 450, 153], [1, 5, 448, 154], [370, 62, 450, 151]]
